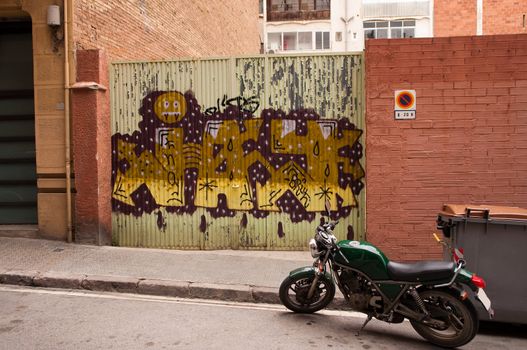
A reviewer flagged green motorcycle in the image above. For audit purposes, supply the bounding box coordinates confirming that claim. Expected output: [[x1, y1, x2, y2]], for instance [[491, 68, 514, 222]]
[[279, 216, 494, 348]]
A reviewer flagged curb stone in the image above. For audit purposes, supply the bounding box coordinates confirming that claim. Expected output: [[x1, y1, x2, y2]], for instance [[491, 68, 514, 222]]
[[189, 282, 253, 302], [330, 296, 349, 310], [138, 279, 190, 298], [33, 271, 85, 289], [251, 286, 280, 304], [0, 271, 350, 310], [0, 270, 39, 286], [81, 275, 139, 293]]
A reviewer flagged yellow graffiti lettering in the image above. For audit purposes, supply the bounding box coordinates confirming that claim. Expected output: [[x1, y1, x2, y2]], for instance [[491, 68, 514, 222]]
[[112, 91, 365, 218], [254, 119, 362, 211], [112, 129, 187, 206], [195, 119, 264, 209]]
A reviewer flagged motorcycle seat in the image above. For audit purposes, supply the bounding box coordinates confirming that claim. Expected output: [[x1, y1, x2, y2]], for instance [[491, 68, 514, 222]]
[[386, 261, 455, 283]]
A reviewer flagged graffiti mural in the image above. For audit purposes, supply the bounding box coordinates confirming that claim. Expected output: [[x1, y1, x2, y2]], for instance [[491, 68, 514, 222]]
[[112, 90, 364, 224]]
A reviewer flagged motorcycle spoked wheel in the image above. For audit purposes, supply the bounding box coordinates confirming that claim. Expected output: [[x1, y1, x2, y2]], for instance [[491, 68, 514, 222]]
[[410, 290, 478, 348], [279, 275, 335, 314]]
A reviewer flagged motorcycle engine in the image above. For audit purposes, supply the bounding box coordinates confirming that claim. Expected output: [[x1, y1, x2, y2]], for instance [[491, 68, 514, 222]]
[[339, 270, 382, 312]]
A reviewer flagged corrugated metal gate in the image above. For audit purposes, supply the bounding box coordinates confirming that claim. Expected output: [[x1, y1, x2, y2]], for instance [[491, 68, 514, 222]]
[[110, 53, 365, 250]]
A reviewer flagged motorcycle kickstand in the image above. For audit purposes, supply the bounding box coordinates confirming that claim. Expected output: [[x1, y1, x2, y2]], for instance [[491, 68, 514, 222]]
[[356, 315, 373, 336]]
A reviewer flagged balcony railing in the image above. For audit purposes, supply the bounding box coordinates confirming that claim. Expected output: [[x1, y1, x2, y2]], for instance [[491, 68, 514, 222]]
[[267, 0, 330, 22]]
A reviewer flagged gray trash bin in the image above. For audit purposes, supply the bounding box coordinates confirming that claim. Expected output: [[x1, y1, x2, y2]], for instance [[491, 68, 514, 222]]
[[437, 204, 527, 324]]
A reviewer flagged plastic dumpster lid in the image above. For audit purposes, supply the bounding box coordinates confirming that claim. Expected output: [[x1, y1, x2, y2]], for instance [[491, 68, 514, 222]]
[[440, 204, 527, 220]]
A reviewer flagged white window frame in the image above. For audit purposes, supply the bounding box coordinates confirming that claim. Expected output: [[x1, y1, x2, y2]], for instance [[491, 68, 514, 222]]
[[315, 31, 330, 50], [266, 31, 330, 52], [363, 19, 416, 40]]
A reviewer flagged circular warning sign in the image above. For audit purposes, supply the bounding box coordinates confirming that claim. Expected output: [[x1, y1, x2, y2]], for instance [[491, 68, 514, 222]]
[[395, 91, 415, 110]]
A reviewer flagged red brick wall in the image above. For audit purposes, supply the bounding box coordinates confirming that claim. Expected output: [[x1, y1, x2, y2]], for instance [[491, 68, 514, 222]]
[[365, 34, 527, 261], [73, 0, 260, 62], [484, 1, 527, 35], [434, 0, 476, 37], [435, 0, 527, 37]]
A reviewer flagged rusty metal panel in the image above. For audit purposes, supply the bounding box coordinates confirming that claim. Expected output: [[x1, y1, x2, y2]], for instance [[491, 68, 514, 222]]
[[234, 57, 266, 117], [110, 53, 365, 250], [266, 55, 358, 118]]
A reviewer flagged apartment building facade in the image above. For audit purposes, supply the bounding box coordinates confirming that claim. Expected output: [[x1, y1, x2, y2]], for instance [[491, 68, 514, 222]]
[[262, 0, 527, 53]]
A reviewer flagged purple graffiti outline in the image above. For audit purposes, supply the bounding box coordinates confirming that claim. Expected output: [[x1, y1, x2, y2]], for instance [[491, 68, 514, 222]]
[[111, 90, 364, 223]]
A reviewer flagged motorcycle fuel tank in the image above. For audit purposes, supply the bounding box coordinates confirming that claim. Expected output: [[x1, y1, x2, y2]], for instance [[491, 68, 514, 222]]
[[335, 240, 391, 280]]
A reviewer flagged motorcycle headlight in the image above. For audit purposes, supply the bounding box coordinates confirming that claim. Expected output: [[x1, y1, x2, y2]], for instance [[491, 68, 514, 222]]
[[309, 238, 320, 258]]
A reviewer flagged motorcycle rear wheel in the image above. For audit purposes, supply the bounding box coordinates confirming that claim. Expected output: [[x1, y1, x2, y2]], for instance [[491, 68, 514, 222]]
[[279, 275, 335, 314], [410, 290, 478, 348]]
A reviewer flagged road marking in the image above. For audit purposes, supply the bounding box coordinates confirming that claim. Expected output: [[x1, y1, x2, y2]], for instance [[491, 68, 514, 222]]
[[0, 285, 365, 319]]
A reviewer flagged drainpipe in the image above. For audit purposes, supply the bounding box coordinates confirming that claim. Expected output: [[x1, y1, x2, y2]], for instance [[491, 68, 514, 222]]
[[64, 0, 73, 243], [344, 0, 348, 51], [340, 0, 352, 51], [430, 0, 434, 36], [476, 0, 483, 35]]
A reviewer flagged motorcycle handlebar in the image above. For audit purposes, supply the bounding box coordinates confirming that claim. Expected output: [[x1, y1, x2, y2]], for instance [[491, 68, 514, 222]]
[[318, 221, 339, 230], [328, 220, 339, 229]]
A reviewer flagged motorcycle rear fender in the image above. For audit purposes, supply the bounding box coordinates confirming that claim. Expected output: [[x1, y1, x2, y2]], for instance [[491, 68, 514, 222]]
[[289, 266, 334, 283], [453, 269, 494, 319], [420, 285, 479, 322], [440, 280, 494, 319]]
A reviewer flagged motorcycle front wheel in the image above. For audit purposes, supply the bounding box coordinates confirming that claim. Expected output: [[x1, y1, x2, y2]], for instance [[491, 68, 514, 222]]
[[279, 274, 335, 314], [410, 290, 478, 348]]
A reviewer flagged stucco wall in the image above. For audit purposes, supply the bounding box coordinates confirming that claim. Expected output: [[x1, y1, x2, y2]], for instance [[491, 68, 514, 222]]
[[0, 0, 69, 239]]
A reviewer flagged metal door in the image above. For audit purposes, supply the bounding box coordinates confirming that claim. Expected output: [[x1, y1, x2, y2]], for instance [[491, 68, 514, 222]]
[[0, 21, 37, 225]]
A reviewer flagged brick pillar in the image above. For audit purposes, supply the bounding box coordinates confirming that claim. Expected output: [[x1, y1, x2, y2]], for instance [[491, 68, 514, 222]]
[[70, 49, 111, 245]]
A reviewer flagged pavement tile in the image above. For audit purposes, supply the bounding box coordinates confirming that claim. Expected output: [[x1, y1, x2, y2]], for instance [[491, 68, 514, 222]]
[[0, 237, 314, 305]]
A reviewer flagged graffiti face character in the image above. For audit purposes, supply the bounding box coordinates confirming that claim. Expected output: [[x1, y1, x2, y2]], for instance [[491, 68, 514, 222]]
[[154, 92, 187, 124]]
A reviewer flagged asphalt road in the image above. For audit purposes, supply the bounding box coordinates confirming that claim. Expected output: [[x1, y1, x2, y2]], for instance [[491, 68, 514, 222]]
[[0, 285, 525, 350]]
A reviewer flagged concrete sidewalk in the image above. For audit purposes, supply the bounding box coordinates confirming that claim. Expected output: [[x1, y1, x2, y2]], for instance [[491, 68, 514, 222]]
[[0, 237, 349, 306]]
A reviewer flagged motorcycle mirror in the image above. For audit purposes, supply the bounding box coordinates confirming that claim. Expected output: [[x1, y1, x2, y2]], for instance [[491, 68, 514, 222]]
[[324, 199, 331, 217]]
